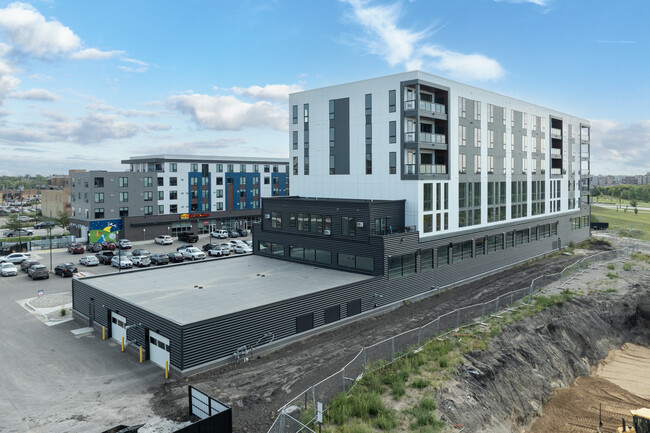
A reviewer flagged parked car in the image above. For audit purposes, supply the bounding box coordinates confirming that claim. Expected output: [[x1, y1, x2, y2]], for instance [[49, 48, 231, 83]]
[[0, 252, 31, 264], [79, 255, 99, 266], [182, 247, 205, 261], [166, 252, 185, 263], [208, 246, 230, 257], [227, 230, 240, 238], [95, 251, 115, 265], [176, 244, 193, 252], [54, 262, 78, 277], [111, 256, 133, 269], [1, 262, 18, 276], [131, 255, 151, 267], [132, 249, 151, 257], [202, 243, 220, 252], [178, 232, 199, 243], [154, 235, 173, 245], [118, 239, 132, 249], [243, 240, 252, 247], [87, 242, 103, 252], [33, 221, 55, 229], [219, 243, 233, 253], [20, 259, 40, 272], [236, 228, 249, 237], [210, 230, 228, 239], [233, 244, 252, 254], [5, 229, 34, 237], [150, 253, 169, 265], [18, 215, 35, 222], [101, 241, 117, 250], [67, 243, 85, 254], [28, 265, 49, 280]]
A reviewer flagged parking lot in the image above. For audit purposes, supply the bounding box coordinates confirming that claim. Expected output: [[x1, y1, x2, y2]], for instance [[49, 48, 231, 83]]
[[0, 232, 250, 432]]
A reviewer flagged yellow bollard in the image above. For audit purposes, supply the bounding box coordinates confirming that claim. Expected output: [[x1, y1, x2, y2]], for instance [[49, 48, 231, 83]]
[[121, 337, 125, 352], [165, 360, 169, 379], [102, 326, 105, 340], [139, 346, 143, 363]]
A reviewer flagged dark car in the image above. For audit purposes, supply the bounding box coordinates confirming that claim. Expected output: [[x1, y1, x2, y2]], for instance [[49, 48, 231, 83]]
[[236, 228, 249, 237], [96, 251, 115, 265], [54, 262, 78, 277], [150, 253, 169, 265], [228, 230, 240, 238], [101, 241, 117, 250], [33, 221, 55, 229], [67, 243, 85, 254], [178, 232, 199, 243], [87, 242, 103, 253], [28, 265, 49, 280], [21, 259, 40, 272], [176, 244, 193, 252], [202, 243, 220, 252], [132, 249, 151, 257], [167, 252, 184, 263]]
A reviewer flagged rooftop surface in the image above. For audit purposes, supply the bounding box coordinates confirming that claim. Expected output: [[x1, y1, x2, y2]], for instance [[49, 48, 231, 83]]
[[83, 255, 374, 326]]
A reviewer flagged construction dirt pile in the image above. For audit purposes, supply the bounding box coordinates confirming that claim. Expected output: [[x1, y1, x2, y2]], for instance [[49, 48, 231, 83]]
[[437, 278, 650, 433]]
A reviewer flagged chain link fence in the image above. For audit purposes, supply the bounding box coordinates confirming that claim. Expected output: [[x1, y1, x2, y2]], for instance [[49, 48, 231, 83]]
[[267, 247, 629, 433]]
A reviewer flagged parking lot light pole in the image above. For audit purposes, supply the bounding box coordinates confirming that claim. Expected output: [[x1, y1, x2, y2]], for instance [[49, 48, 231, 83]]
[[48, 226, 52, 272]]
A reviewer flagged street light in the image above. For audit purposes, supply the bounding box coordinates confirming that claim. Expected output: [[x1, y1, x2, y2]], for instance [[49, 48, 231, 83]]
[[143, 228, 146, 241], [48, 226, 52, 272]]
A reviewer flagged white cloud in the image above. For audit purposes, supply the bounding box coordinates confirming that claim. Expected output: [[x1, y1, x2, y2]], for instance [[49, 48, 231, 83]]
[[590, 119, 650, 175], [10, 88, 58, 101], [0, 2, 80, 57], [494, 0, 549, 5], [341, 0, 505, 81], [231, 84, 304, 101], [117, 57, 149, 73], [0, 74, 20, 104], [49, 112, 148, 144], [169, 93, 287, 131], [69, 48, 125, 60]]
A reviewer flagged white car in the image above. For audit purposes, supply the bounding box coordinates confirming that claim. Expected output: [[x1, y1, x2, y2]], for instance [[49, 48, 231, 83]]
[[182, 247, 206, 261], [111, 256, 133, 269], [0, 253, 31, 264], [155, 235, 173, 245], [131, 255, 151, 267], [79, 255, 99, 266], [1, 262, 18, 276], [233, 245, 252, 254], [219, 243, 233, 253], [208, 246, 230, 257], [210, 230, 229, 239]]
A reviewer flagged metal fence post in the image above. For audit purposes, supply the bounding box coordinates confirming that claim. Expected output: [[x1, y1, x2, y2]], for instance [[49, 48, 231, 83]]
[[363, 347, 367, 373], [391, 337, 395, 362], [435, 318, 439, 336], [456, 309, 460, 328], [342, 368, 346, 392], [529, 282, 534, 304], [481, 303, 485, 321], [279, 410, 285, 432], [311, 386, 316, 418], [417, 327, 422, 346], [495, 296, 500, 314]]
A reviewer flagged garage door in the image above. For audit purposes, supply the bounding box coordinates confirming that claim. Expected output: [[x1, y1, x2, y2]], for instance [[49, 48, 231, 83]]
[[111, 312, 127, 345], [149, 331, 170, 369]]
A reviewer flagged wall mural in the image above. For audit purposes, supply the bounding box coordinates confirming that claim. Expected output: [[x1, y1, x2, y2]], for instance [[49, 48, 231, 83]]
[[89, 219, 123, 243]]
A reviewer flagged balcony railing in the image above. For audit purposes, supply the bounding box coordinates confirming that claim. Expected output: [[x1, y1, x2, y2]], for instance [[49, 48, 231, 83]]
[[405, 164, 416, 175], [404, 132, 446, 144], [550, 148, 562, 157], [404, 100, 446, 114], [551, 128, 562, 138], [420, 164, 447, 175], [551, 168, 564, 175]]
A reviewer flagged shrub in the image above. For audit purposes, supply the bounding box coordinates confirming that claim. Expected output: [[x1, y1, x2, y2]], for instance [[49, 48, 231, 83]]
[[607, 263, 616, 270], [439, 356, 448, 368], [606, 272, 619, 279], [410, 377, 429, 389], [623, 262, 633, 271]]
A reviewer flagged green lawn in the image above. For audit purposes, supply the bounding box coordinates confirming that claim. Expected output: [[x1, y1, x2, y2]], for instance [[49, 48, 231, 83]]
[[592, 195, 650, 207], [591, 204, 650, 240]]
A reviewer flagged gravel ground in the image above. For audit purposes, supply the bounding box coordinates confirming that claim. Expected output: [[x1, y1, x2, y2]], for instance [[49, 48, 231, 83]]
[[28, 292, 71, 308]]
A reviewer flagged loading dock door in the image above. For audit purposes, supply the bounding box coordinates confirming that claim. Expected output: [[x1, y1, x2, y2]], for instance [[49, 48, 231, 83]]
[[111, 312, 127, 345], [149, 331, 170, 369]]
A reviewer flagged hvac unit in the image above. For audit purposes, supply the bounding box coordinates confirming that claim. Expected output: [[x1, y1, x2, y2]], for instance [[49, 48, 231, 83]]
[[356, 221, 364, 228], [324, 229, 331, 235]]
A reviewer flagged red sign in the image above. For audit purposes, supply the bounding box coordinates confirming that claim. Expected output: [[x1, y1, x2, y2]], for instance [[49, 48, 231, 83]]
[[180, 213, 210, 220]]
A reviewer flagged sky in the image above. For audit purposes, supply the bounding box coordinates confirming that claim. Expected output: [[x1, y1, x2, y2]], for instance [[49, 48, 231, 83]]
[[0, 0, 648, 177]]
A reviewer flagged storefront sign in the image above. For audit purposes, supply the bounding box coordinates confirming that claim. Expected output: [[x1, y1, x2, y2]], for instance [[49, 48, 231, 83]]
[[179, 213, 210, 220]]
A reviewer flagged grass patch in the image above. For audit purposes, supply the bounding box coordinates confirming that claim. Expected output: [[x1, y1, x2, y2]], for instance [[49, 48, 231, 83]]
[[410, 378, 429, 389], [590, 205, 650, 240], [631, 252, 650, 264], [407, 398, 445, 430], [606, 272, 619, 279], [607, 263, 616, 270], [623, 262, 634, 271]]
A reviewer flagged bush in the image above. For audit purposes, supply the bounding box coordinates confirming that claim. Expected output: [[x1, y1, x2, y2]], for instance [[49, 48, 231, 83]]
[[623, 262, 633, 271], [606, 272, 619, 279], [607, 263, 616, 270], [410, 377, 429, 389]]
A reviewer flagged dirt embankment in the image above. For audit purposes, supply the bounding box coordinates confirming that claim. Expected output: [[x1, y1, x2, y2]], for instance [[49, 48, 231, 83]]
[[437, 279, 650, 433]]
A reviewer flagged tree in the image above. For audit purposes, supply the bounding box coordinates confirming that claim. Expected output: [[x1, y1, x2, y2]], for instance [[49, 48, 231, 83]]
[[630, 199, 638, 208], [4, 214, 20, 231], [54, 211, 70, 232]]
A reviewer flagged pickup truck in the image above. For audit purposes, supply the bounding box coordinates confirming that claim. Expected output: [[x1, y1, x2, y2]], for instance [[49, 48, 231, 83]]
[[178, 232, 198, 243]]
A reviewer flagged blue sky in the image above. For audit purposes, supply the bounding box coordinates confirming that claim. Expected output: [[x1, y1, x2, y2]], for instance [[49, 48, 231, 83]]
[[0, 0, 648, 176]]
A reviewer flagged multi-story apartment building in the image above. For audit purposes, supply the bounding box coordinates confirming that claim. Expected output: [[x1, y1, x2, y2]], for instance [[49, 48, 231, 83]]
[[69, 155, 289, 241], [254, 71, 591, 311]]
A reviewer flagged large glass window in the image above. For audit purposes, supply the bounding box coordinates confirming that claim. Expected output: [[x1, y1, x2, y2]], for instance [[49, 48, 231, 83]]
[[119, 177, 128, 187], [271, 211, 282, 229], [342, 217, 356, 237]]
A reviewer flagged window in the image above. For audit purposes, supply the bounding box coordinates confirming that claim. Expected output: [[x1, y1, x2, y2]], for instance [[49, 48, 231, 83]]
[[158, 205, 164, 214], [94, 177, 104, 188], [297, 213, 309, 231], [264, 176, 270, 185], [459, 97, 466, 118], [474, 128, 481, 147], [144, 206, 153, 215], [474, 154, 481, 174], [424, 183, 433, 212], [190, 163, 198, 172], [94, 208, 104, 219], [389, 121, 396, 143], [389, 152, 396, 174], [329, 99, 335, 119], [459, 125, 466, 146], [474, 100, 481, 120], [459, 154, 467, 174], [264, 164, 270, 173], [144, 191, 153, 201], [116, 192, 127, 202], [119, 207, 128, 217], [216, 202, 223, 210], [304, 103, 309, 123], [144, 177, 153, 187], [240, 164, 246, 173], [169, 191, 177, 200], [292, 105, 298, 124], [342, 217, 356, 237], [168, 204, 177, 213], [488, 155, 494, 174], [293, 156, 298, 175], [388, 253, 416, 279], [158, 191, 164, 200], [169, 163, 177, 172], [226, 164, 233, 172], [119, 177, 128, 187], [437, 245, 449, 267], [292, 131, 298, 150], [94, 192, 104, 203], [169, 177, 177, 186], [388, 89, 396, 112]]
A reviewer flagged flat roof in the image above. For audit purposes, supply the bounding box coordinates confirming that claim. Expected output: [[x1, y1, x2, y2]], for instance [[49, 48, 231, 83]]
[[83, 255, 374, 326]]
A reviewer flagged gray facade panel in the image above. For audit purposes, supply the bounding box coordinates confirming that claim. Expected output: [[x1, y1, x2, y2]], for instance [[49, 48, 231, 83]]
[[332, 98, 350, 175]]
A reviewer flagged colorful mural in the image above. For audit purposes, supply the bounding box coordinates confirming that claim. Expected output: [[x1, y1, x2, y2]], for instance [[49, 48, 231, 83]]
[[89, 219, 123, 243]]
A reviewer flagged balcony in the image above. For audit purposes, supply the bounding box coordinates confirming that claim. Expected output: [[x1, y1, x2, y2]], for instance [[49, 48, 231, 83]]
[[551, 128, 562, 139], [404, 132, 446, 145], [404, 100, 446, 115], [551, 168, 564, 176], [550, 148, 562, 158], [420, 164, 447, 175]]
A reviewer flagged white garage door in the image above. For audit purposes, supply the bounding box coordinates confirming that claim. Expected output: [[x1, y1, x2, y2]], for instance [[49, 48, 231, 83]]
[[111, 312, 127, 345], [149, 331, 170, 369]]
